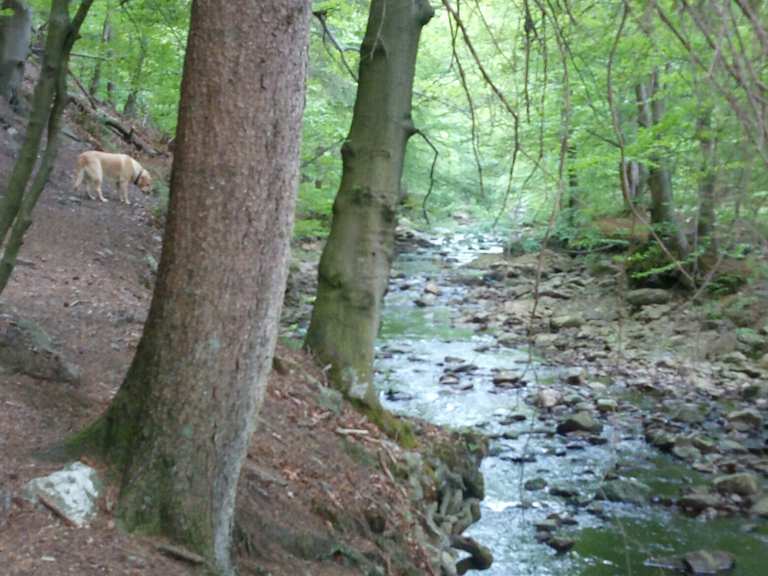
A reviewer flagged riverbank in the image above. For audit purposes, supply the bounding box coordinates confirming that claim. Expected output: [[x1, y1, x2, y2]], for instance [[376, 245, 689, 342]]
[[374, 224, 768, 575]]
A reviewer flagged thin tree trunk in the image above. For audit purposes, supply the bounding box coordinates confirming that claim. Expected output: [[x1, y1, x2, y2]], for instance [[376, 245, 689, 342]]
[[567, 142, 578, 227], [88, 2, 110, 97], [304, 0, 434, 405], [122, 34, 146, 117], [0, 0, 93, 296], [0, 0, 31, 108], [695, 110, 719, 271], [637, 69, 689, 258], [74, 1, 311, 574]]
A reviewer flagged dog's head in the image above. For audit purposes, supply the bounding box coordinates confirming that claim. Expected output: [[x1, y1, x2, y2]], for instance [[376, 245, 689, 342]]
[[137, 170, 153, 194]]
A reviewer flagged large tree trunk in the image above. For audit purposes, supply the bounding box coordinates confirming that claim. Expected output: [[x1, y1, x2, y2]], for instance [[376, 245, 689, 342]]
[[0, 0, 93, 295], [75, 1, 310, 574], [636, 69, 689, 258], [304, 0, 434, 405], [0, 0, 31, 109]]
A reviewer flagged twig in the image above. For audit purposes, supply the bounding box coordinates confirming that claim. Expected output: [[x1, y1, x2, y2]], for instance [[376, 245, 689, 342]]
[[413, 129, 438, 225]]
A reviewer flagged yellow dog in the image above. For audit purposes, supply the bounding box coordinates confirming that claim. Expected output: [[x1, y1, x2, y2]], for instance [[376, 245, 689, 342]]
[[73, 151, 152, 205]]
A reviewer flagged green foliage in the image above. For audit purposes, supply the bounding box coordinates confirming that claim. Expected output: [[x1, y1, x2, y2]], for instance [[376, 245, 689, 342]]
[[17, 0, 765, 253], [625, 244, 679, 285]]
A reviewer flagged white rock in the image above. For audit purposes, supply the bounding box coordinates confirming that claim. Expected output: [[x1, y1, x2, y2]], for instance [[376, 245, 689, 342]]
[[24, 462, 102, 527]]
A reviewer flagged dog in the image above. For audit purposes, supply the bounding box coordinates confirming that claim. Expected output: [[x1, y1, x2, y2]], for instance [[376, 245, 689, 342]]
[[73, 151, 152, 205]]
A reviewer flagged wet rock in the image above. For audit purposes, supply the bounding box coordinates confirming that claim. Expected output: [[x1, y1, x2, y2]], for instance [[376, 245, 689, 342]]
[[550, 314, 584, 330], [534, 333, 560, 348], [414, 295, 437, 307], [759, 353, 768, 370], [596, 398, 618, 413], [556, 411, 603, 435], [424, 281, 442, 296], [719, 439, 749, 454], [683, 550, 735, 575], [535, 388, 562, 410], [23, 463, 102, 527], [440, 374, 461, 386], [545, 535, 576, 554], [563, 368, 586, 386], [626, 288, 674, 307], [492, 370, 525, 388], [451, 535, 493, 573], [598, 478, 651, 505], [672, 403, 708, 425], [678, 492, 722, 514], [550, 486, 579, 500], [751, 495, 768, 517], [671, 438, 702, 461], [645, 427, 676, 451], [722, 351, 748, 365], [385, 389, 415, 402], [524, 477, 547, 491], [534, 518, 559, 532], [692, 436, 718, 454], [713, 472, 760, 497], [726, 408, 763, 430]]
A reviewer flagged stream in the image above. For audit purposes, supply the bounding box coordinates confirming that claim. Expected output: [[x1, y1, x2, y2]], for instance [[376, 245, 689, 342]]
[[374, 229, 768, 575]]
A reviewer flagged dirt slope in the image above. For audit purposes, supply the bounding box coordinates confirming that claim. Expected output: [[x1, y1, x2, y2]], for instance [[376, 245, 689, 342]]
[[0, 87, 441, 575]]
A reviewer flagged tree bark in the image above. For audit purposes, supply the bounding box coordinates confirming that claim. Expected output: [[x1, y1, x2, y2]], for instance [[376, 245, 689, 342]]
[[75, 1, 310, 574], [0, 0, 31, 109], [636, 69, 689, 258], [304, 0, 434, 404]]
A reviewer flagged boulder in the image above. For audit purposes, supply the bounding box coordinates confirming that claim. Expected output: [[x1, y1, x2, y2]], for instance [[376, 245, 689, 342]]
[[626, 289, 674, 307], [598, 478, 651, 505], [726, 408, 763, 429], [713, 473, 760, 497], [550, 315, 584, 330], [751, 495, 768, 517], [0, 310, 79, 383], [23, 463, 102, 527], [678, 492, 721, 513], [557, 411, 603, 435], [683, 550, 735, 575]]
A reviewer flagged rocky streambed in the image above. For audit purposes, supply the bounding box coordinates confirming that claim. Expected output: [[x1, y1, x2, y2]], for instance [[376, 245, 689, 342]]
[[374, 226, 768, 575]]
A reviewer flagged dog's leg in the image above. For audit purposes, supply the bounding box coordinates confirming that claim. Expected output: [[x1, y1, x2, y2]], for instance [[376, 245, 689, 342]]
[[74, 168, 84, 194], [120, 180, 130, 205], [96, 178, 107, 203], [83, 175, 97, 201]]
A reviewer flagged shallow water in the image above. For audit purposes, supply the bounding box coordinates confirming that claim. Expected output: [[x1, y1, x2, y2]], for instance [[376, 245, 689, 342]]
[[375, 231, 768, 575]]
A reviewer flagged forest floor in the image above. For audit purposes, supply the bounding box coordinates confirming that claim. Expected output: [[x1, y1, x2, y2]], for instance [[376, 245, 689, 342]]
[[0, 92, 451, 576]]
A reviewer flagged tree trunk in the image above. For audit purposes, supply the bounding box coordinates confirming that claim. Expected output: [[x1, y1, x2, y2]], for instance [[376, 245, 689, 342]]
[[695, 110, 719, 271], [304, 0, 434, 404], [0, 0, 93, 296], [75, 1, 310, 574], [566, 142, 578, 227], [636, 70, 689, 257], [122, 34, 147, 118], [88, 3, 111, 97], [0, 0, 31, 109]]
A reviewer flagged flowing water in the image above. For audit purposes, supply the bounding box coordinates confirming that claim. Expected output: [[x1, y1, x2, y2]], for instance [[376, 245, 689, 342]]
[[374, 230, 768, 575]]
